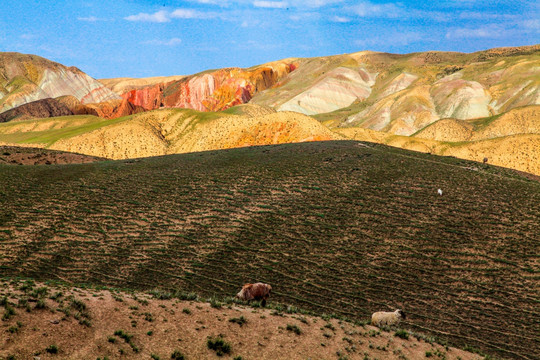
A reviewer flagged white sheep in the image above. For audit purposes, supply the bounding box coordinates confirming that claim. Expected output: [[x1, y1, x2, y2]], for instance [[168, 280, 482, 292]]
[[371, 309, 406, 327], [437, 189, 443, 196]]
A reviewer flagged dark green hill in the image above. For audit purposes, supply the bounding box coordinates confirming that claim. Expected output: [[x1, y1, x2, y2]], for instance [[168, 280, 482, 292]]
[[0, 141, 538, 359]]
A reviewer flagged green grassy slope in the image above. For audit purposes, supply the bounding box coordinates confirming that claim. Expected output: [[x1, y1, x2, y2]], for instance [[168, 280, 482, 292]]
[[0, 141, 538, 359], [0, 115, 128, 146]]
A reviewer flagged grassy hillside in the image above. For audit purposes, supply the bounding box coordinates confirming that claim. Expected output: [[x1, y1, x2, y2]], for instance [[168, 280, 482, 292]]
[[0, 141, 538, 359]]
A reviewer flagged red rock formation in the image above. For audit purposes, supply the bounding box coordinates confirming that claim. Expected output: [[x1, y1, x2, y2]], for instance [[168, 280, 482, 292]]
[[56, 96, 145, 119], [122, 63, 296, 112]]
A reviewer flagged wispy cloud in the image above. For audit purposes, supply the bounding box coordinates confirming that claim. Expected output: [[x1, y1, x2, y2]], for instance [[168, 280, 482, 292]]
[[331, 15, 350, 23], [445, 24, 502, 39], [522, 19, 540, 31], [125, 10, 170, 23], [142, 38, 182, 46], [77, 16, 107, 22], [253, 1, 288, 8], [458, 11, 516, 20], [171, 9, 216, 19], [351, 1, 403, 18], [125, 9, 216, 22]]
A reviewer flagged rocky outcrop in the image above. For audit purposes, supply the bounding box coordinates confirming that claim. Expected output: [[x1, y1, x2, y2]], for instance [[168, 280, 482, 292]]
[[100, 75, 186, 94], [431, 74, 492, 120], [278, 67, 377, 115], [0, 52, 120, 114], [0, 98, 73, 123], [251, 45, 540, 136], [122, 63, 295, 112], [56, 95, 145, 119]]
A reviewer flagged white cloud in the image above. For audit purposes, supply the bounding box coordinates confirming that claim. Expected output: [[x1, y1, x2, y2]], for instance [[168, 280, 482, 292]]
[[194, 0, 221, 4], [171, 9, 215, 19], [458, 11, 515, 20], [445, 25, 502, 39], [331, 15, 350, 23], [77, 16, 102, 22], [125, 9, 217, 22], [125, 10, 170, 23], [253, 1, 288, 8], [142, 38, 182, 46], [522, 19, 540, 31], [351, 1, 403, 18]]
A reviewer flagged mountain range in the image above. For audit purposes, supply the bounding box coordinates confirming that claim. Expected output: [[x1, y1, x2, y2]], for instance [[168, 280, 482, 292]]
[[0, 45, 538, 175]]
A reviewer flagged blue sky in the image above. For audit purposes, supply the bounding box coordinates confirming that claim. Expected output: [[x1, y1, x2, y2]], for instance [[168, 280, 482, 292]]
[[0, 0, 538, 79]]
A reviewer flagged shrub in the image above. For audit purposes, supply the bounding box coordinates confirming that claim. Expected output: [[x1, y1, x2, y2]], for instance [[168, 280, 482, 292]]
[[114, 329, 133, 343], [144, 312, 154, 322], [46, 344, 59, 354], [71, 298, 87, 312], [207, 336, 231, 356], [107, 336, 116, 343], [171, 350, 185, 360], [395, 330, 409, 340], [182, 308, 191, 315], [209, 298, 222, 309], [35, 299, 47, 309], [229, 316, 247, 327], [286, 324, 302, 335], [151, 354, 161, 360], [2, 304, 16, 320]]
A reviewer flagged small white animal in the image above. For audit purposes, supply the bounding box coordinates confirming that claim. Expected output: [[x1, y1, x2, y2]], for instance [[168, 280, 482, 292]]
[[371, 309, 406, 327], [437, 189, 443, 196]]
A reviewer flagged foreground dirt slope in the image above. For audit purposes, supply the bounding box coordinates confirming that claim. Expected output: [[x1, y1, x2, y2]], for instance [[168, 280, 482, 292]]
[[0, 141, 538, 359], [0, 280, 481, 360], [0, 146, 106, 165]]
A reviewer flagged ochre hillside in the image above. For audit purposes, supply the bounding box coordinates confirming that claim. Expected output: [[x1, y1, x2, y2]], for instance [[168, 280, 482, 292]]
[[0, 141, 538, 359], [337, 105, 540, 176], [0, 105, 340, 159]]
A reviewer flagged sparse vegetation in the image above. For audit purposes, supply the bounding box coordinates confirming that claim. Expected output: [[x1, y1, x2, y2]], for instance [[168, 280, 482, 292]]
[[45, 344, 58, 354], [170, 350, 185, 360], [0, 141, 538, 360], [286, 323, 302, 335], [229, 315, 247, 327], [395, 330, 409, 340], [207, 336, 232, 356]]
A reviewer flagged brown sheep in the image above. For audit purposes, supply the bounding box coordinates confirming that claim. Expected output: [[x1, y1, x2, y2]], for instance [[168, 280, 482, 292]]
[[235, 283, 272, 307]]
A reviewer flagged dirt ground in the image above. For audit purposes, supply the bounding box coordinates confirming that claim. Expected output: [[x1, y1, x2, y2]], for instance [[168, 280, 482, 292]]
[[0, 281, 482, 360]]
